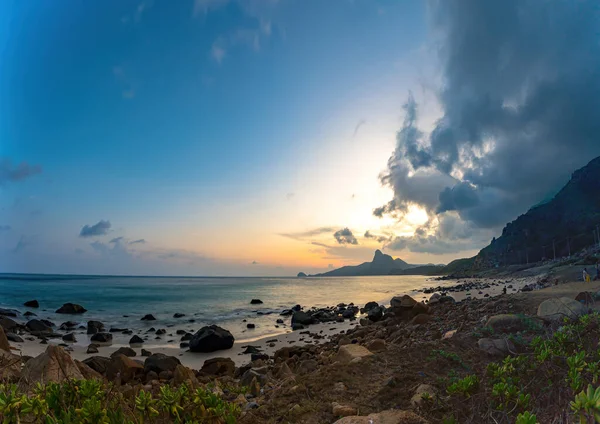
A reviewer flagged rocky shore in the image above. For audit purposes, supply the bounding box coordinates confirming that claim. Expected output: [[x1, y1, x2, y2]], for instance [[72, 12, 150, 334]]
[[1, 273, 591, 422]]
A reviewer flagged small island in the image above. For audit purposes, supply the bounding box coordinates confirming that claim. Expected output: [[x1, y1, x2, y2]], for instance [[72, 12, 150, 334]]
[[296, 272, 307, 277]]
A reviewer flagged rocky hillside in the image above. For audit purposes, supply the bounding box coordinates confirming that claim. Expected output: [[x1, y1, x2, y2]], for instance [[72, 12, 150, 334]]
[[476, 156, 600, 268], [312, 250, 415, 277]]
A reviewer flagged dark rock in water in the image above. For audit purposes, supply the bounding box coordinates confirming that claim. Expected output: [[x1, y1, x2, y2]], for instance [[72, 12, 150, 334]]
[[189, 325, 235, 353], [111, 347, 136, 358], [280, 309, 293, 316], [181, 333, 193, 341], [250, 299, 263, 304], [144, 353, 181, 373], [176, 329, 186, 335], [180, 342, 189, 348], [291, 311, 314, 326], [292, 304, 302, 312], [122, 329, 133, 335], [87, 321, 104, 335], [251, 353, 269, 361], [368, 306, 384, 322], [199, 357, 235, 377], [87, 344, 99, 354], [83, 356, 111, 374], [141, 314, 156, 321], [297, 272, 307, 277], [62, 333, 77, 342], [90, 332, 113, 343], [24, 311, 36, 317], [109, 327, 128, 333], [6, 332, 24, 343], [146, 328, 156, 333], [129, 335, 144, 344], [292, 323, 305, 331], [141, 349, 152, 357], [342, 308, 357, 319], [56, 303, 87, 314], [243, 345, 261, 354], [59, 321, 78, 331], [362, 301, 379, 313], [24, 300, 39, 308], [26, 319, 51, 333], [155, 329, 166, 335], [276, 318, 284, 324], [0, 308, 19, 317], [246, 323, 256, 329], [173, 313, 185, 318]]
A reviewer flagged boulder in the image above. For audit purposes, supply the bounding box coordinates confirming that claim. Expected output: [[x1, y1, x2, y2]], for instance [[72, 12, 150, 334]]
[[363, 301, 379, 312], [390, 295, 417, 309], [144, 353, 181, 374], [246, 323, 256, 329], [173, 313, 185, 318], [24, 311, 36, 317], [26, 319, 51, 333], [75, 359, 103, 380], [24, 300, 39, 308], [90, 332, 113, 343], [412, 302, 430, 316], [0, 316, 18, 332], [130, 335, 144, 344], [55, 303, 87, 314], [291, 311, 314, 326], [337, 344, 373, 363], [141, 349, 152, 357], [0, 308, 18, 317], [189, 325, 235, 353], [111, 347, 136, 358], [368, 306, 384, 322], [332, 402, 357, 417], [0, 350, 22, 381], [173, 364, 198, 386], [21, 346, 84, 385], [106, 354, 144, 383], [240, 369, 268, 388], [83, 356, 111, 374], [428, 293, 442, 304], [250, 299, 263, 304], [486, 314, 530, 333], [87, 344, 99, 354], [62, 333, 77, 342], [87, 320, 105, 335], [141, 314, 156, 321], [6, 333, 23, 343], [199, 357, 235, 377], [0, 326, 11, 351], [537, 297, 587, 321], [332, 410, 429, 424], [478, 338, 515, 357]]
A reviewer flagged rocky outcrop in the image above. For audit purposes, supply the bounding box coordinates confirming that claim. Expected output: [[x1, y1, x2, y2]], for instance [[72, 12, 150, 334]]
[[87, 320, 105, 334], [26, 319, 52, 333], [291, 311, 315, 326], [82, 356, 111, 374], [199, 357, 235, 377], [337, 345, 373, 363], [21, 346, 84, 385], [537, 297, 587, 321], [189, 325, 235, 353], [0, 350, 22, 381], [55, 303, 87, 314], [106, 354, 144, 383], [129, 335, 144, 344], [0, 326, 11, 352], [0, 317, 19, 332], [144, 353, 181, 374], [141, 314, 156, 321], [250, 299, 263, 304]]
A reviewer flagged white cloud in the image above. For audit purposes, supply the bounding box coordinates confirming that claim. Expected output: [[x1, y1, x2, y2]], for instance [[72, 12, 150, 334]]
[[193, 0, 229, 17], [211, 43, 226, 64]]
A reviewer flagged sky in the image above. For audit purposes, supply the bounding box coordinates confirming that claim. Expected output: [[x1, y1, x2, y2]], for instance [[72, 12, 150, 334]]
[[1, 0, 599, 276]]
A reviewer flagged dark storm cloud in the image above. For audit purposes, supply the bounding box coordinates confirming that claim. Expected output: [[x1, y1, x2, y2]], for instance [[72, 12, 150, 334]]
[[333, 228, 358, 245], [0, 159, 42, 184], [79, 220, 111, 237], [377, 0, 600, 232]]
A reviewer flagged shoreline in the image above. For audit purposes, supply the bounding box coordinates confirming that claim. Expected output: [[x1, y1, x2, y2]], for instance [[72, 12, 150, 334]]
[[2, 274, 545, 368]]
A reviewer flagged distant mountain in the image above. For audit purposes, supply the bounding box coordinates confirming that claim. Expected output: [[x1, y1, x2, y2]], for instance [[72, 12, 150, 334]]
[[389, 264, 445, 275], [475, 156, 600, 268], [311, 250, 418, 277]]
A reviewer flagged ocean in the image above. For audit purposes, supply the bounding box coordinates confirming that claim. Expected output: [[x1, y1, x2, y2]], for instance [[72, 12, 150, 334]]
[[0, 273, 434, 347]]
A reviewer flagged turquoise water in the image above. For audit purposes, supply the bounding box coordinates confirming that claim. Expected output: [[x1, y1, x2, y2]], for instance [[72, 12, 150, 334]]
[[0, 274, 431, 344]]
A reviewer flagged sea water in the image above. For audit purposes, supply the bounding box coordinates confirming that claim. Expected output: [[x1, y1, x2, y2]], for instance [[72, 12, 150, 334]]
[[0, 273, 433, 346]]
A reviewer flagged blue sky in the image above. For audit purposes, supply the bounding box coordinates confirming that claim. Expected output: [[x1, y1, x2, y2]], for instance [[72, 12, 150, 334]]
[[3, 0, 596, 276]]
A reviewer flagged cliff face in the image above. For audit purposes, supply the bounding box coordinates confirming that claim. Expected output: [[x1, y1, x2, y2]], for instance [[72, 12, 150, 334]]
[[476, 156, 600, 267]]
